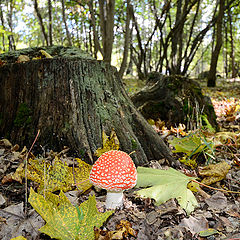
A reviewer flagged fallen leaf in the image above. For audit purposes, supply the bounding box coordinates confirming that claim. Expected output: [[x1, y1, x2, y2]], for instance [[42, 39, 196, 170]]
[[17, 55, 30, 63], [135, 167, 198, 215], [94, 227, 113, 239], [95, 130, 120, 157], [198, 228, 219, 237], [0, 216, 6, 224], [0, 202, 44, 240], [187, 181, 200, 192], [12, 157, 92, 194], [94, 220, 137, 240], [179, 215, 208, 234], [205, 192, 228, 210], [39, 49, 53, 58], [116, 220, 138, 238], [199, 161, 231, 185], [147, 119, 155, 125], [170, 123, 187, 136], [0, 139, 12, 148], [10, 237, 27, 240], [29, 188, 114, 240], [169, 133, 211, 157], [212, 131, 239, 147]]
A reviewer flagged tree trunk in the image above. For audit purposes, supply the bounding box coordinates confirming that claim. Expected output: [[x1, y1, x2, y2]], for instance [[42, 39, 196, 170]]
[[207, 0, 224, 87], [99, 0, 115, 63], [0, 3, 6, 51], [6, 0, 16, 51], [61, 0, 72, 46], [88, 0, 103, 58], [48, 0, 53, 46], [0, 46, 174, 166], [34, 0, 49, 46], [118, 0, 132, 79], [228, 7, 236, 78]]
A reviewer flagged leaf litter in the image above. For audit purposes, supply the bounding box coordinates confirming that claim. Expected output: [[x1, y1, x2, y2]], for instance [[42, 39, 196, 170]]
[[0, 81, 240, 239]]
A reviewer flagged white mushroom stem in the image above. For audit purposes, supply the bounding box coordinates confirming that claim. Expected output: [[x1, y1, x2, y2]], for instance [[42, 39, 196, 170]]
[[105, 191, 124, 209]]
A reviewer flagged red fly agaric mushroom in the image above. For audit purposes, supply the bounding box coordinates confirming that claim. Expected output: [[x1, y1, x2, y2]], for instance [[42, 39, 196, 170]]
[[89, 150, 137, 209]]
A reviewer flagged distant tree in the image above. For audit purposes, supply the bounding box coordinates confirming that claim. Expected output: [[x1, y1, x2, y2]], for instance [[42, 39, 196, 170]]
[[61, 0, 72, 46], [34, 0, 49, 45], [48, 0, 53, 46], [207, 0, 225, 87], [118, 0, 132, 78]]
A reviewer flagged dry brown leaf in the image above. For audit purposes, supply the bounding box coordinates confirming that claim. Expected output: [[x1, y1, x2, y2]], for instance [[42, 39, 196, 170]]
[[199, 161, 231, 185], [94, 220, 138, 240]]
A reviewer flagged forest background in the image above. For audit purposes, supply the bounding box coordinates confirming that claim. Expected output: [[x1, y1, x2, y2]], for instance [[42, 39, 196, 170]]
[[0, 0, 239, 87], [1, 1, 240, 239]]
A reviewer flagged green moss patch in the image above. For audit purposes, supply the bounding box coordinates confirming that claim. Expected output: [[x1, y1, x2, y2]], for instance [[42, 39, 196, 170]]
[[14, 103, 32, 128]]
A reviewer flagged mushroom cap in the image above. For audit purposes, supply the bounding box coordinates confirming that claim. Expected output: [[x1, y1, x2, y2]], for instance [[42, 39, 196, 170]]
[[89, 150, 137, 191]]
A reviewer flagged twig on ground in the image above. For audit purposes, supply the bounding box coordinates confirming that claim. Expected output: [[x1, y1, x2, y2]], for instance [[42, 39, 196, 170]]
[[24, 130, 40, 217]]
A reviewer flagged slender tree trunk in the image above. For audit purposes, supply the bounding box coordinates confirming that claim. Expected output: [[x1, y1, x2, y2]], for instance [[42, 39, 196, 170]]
[[228, 7, 236, 78], [34, 0, 49, 46], [48, 0, 53, 46], [131, 9, 145, 79], [0, 2, 6, 51], [224, 17, 228, 78], [207, 0, 225, 87], [170, 0, 183, 74], [61, 0, 72, 46], [7, 0, 16, 51], [99, 0, 115, 63], [88, 0, 103, 58], [119, 0, 132, 79]]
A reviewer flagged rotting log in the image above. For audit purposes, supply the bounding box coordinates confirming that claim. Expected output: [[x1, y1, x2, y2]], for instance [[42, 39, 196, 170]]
[[131, 72, 219, 130], [0, 47, 174, 166]]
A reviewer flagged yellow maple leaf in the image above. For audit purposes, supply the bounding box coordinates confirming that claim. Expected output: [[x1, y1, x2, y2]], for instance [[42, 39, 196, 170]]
[[29, 188, 113, 240], [12, 157, 92, 194], [94, 129, 120, 157]]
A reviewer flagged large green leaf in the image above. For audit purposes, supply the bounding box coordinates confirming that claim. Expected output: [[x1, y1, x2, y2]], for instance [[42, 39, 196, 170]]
[[29, 188, 113, 240], [135, 167, 198, 215]]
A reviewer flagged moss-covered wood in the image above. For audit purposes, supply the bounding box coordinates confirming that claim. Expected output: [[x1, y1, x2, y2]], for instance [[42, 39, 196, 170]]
[[131, 73, 219, 130], [0, 47, 174, 166]]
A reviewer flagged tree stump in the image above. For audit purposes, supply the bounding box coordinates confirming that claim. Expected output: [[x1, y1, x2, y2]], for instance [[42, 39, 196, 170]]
[[131, 73, 218, 130], [0, 47, 174, 166]]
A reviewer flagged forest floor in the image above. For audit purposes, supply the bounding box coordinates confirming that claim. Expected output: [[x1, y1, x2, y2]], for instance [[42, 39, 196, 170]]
[[0, 78, 240, 240]]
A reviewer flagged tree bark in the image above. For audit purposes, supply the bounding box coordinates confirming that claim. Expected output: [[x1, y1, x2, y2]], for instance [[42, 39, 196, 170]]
[[48, 0, 53, 46], [0, 2, 6, 52], [6, 0, 16, 51], [88, 0, 103, 58], [34, 0, 49, 46], [99, 0, 115, 63], [61, 0, 72, 46], [207, 0, 225, 87], [228, 7, 236, 78], [118, 0, 132, 79], [0, 46, 174, 166]]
